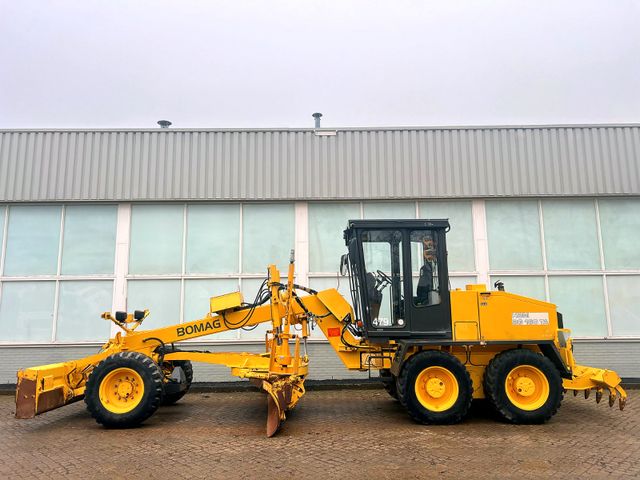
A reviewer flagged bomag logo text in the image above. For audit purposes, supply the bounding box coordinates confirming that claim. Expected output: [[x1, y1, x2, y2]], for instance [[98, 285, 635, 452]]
[[176, 319, 221, 337]]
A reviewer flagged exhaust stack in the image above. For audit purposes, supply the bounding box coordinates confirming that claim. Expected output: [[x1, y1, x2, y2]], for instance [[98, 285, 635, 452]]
[[312, 112, 322, 128]]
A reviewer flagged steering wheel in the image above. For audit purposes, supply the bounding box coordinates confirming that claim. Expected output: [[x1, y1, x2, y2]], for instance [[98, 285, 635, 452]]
[[376, 269, 392, 286]]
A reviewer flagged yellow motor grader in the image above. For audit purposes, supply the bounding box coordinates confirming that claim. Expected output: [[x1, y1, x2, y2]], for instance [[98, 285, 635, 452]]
[[16, 220, 627, 436]]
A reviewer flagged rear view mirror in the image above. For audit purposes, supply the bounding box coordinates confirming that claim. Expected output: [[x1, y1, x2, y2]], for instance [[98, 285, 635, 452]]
[[339, 254, 349, 276]]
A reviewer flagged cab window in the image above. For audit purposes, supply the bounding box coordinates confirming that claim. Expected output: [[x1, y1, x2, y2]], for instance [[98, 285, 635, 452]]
[[410, 230, 441, 307], [360, 230, 405, 328]]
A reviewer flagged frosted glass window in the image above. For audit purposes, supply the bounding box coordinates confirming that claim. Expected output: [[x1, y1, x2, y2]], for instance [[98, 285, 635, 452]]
[[548, 276, 606, 337], [486, 200, 542, 270], [4, 206, 61, 275], [542, 200, 599, 270], [242, 204, 294, 274], [186, 204, 240, 274], [184, 279, 238, 340], [309, 276, 353, 339], [62, 205, 117, 275], [238, 278, 271, 340], [598, 199, 640, 270], [129, 205, 184, 274], [607, 276, 640, 336], [56, 281, 113, 341], [127, 280, 181, 328], [0, 206, 5, 254], [309, 202, 360, 273], [0, 281, 55, 342], [419, 201, 474, 272], [491, 276, 546, 300], [449, 276, 477, 290], [363, 202, 415, 219]]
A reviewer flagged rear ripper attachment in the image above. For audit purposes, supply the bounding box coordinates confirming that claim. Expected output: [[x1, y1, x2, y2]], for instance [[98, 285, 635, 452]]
[[557, 330, 627, 411]]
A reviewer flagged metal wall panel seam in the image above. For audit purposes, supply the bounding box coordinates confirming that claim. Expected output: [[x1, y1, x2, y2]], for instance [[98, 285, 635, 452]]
[[6, 133, 15, 199], [620, 128, 636, 192], [572, 129, 586, 194], [630, 128, 640, 191], [601, 128, 614, 193], [520, 129, 530, 195], [57, 133, 69, 201], [596, 128, 610, 194], [14, 133, 26, 200], [0, 135, 8, 199], [609, 127, 624, 193], [614, 128, 630, 193]]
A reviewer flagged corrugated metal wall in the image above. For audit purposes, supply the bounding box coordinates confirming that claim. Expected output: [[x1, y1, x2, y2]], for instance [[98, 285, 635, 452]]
[[1, 125, 639, 201]]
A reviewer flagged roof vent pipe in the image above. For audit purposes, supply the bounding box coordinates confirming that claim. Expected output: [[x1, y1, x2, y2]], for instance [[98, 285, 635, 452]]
[[157, 120, 172, 128], [312, 112, 322, 128]]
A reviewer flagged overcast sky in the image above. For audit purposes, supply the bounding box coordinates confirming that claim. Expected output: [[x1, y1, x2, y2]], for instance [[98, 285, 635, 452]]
[[1, 0, 639, 129]]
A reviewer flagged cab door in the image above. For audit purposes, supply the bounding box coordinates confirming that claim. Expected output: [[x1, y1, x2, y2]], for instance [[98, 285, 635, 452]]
[[403, 228, 452, 338], [358, 228, 409, 336]]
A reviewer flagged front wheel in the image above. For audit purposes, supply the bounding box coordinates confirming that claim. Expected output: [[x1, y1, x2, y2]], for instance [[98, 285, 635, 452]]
[[483, 348, 563, 424], [85, 352, 164, 428], [397, 350, 473, 424]]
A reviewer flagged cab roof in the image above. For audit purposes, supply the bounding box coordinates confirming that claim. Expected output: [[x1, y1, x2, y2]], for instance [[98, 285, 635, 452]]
[[345, 219, 450, 230]]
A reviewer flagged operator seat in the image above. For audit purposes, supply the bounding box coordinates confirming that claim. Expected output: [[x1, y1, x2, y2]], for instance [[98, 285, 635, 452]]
[[365, 272, 382, 321], [416, 263, 433, 306]]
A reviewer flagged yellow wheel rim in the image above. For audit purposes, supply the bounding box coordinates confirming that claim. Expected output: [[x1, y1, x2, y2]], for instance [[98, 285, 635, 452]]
[[414, 366, 459, 412], [98, 367, 145, 414], [505, 365, 549, 411]]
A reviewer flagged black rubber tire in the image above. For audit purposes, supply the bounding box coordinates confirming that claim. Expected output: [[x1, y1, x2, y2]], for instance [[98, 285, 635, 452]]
[[85, 352, 164, 428], [483, 349, 563, 424], [380, 369, 398, 400], [397, 350, 473, 425], [161, 360, 194, 406]]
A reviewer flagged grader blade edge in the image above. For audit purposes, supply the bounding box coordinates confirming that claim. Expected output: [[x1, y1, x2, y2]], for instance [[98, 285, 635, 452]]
[[15, 365, 86, 419], [15, 377, 38, 419], [266, 393, 282, 438]]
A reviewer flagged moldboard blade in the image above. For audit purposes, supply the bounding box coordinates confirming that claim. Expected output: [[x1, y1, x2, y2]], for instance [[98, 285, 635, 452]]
[[266, 394, 281, 437]]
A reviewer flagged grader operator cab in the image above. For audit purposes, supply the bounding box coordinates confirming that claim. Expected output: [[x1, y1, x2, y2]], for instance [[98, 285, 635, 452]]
[[15, 219, 627, 436], [344, 220, 453, 340]]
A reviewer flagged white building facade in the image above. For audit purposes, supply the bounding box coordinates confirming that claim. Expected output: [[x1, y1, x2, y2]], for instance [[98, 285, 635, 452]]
[[0, 125, 638, 383]]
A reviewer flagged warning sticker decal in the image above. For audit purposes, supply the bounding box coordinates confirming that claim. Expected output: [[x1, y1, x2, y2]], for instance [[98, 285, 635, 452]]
[[512, 312, 549, 326]]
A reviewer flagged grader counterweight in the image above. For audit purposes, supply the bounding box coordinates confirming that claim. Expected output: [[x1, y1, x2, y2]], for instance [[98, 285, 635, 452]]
[[16, 220, 627, 436]]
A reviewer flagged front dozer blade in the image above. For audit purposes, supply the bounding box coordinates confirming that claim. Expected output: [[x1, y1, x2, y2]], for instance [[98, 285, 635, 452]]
[[15, 365, 83, 419]]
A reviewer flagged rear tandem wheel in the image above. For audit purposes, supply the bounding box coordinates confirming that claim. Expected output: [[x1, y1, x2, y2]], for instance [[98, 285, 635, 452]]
[[483, 348, 563, 424], [397, 350, 473, 424]]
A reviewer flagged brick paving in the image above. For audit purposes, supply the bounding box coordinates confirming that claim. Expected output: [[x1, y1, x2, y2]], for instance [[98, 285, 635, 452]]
[[0, 388, 638, 479]]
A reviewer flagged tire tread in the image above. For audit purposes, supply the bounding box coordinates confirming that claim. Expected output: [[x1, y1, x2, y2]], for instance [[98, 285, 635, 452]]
[[397, 350, 473, 425], [484, 348, 563, 424], [85, 352, 164, 427]]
